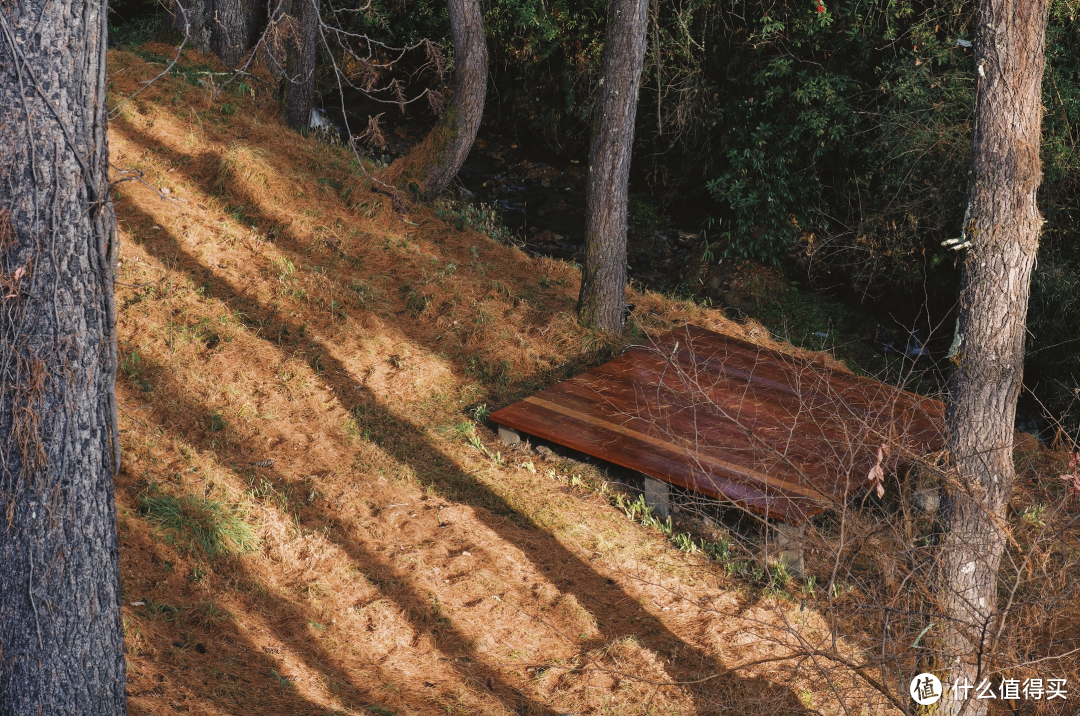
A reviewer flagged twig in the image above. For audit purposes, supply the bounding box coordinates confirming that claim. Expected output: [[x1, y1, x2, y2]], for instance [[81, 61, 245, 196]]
[[108, 165, 177, 203]]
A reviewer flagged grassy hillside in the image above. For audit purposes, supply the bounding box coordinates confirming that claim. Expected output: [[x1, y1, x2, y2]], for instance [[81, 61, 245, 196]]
[[106, 44, 911, 716]]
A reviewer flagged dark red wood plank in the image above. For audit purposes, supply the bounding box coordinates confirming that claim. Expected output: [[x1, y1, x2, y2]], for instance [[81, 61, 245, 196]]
[[491, 325, 945, 524], [493, 395, 819, 522], [647, 325, 945, 440]]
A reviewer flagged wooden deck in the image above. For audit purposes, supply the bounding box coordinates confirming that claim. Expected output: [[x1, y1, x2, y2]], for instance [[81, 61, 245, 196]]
[[491, 324, 945, 524]]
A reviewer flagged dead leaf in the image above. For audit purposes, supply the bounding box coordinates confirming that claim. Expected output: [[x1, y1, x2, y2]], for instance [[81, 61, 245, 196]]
[[1061, 452, 1080, 496], [867, 444, 889, 497], [13, 265, 26, 281]]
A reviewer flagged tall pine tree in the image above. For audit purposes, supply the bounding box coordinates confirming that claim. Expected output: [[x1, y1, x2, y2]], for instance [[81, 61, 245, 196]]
[[576, 0, 649, 333], [0, 0, 127, 710]]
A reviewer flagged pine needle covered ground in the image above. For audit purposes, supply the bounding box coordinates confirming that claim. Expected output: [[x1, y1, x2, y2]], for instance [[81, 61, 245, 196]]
[[107, 43, 903, 716]]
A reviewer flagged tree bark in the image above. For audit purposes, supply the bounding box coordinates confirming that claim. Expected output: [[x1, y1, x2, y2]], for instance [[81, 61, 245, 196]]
[[421, 0, 487, 198], [284, 0, 318, 131], [163, 0, 262, 67], [576, 0, 649, 334], [212, 0, 262, 67], [937, 0, 1049, 713], [163, 0, 213, 53], [0, 0, 126, 711]]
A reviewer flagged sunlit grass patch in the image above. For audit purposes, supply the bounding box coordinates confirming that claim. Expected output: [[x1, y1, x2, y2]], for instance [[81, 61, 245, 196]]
[[139, 488, 256, 559]]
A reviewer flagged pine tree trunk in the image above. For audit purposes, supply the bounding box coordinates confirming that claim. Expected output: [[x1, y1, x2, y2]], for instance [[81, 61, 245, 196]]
[[421, 0, 487, 198], [937, 0, 1050, 713], [0, 0, 126, 712], [163, 0, 262, 67], [164, 0, 213, 53], [212, 0, 262, 66], [284, 0, 318, 131], [576, 0, 649, 333]]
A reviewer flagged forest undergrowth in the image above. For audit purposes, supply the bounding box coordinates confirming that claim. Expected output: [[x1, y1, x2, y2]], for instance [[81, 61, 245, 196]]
[[107, 44, 1079, 716]]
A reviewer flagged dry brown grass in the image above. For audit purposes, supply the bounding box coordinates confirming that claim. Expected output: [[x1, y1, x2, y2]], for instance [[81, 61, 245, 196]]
[[104, 43, 1074, 716]]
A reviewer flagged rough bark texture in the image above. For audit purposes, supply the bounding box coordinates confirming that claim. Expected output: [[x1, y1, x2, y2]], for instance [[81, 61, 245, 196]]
[[163, 0, 213, 53], [163, 0, 263, 67], [422, 0, 487, 198], [576, 0, 649, 334], [213, 0, 263, 66], [937, 0, 1049, 713], [284, 0, 318, 131], [0, 0, 126, 712]]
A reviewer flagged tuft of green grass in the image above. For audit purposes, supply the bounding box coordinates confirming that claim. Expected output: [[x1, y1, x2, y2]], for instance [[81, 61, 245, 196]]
[[438, 419, 475, 442], [466, 432, 503, 465], [209, 410, 227, 432], [120, 348, 155, 392], [139, 490, 256, 559], [1021, 503, 1048, 527], [433, 199, 519, 246], [349, 280, 377, 308], [401, 282, 432, 316]]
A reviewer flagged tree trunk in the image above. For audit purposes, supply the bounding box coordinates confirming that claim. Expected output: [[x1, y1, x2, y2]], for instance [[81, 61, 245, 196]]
[[284, 0, 318, 131], [421, 0, 487, 198], [576, 0, 649, 333], [937, 0, 1049, 713], [163, 0, 213, 53], [0, 0, 126, 712], [163, 0, 262, 67], [212, 0, 262, 67]]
